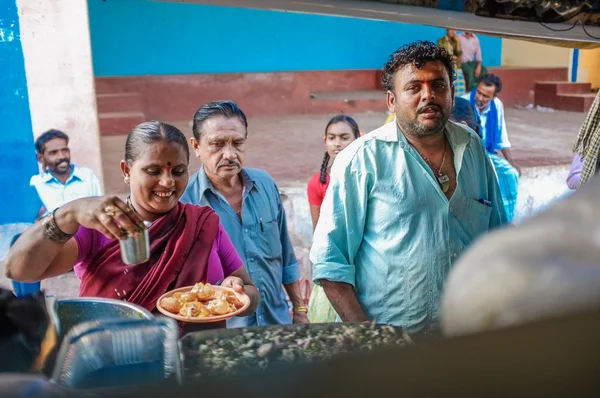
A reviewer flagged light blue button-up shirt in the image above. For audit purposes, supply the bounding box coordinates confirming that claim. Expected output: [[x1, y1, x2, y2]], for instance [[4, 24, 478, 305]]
[[181, 167, 300, 327], [30, 165, 102, 214], [310, 121, 507, 333]]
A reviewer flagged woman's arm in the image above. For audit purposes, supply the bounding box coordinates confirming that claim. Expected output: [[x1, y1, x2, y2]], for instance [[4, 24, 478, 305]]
[[221, 266, 259, 317], [5, 196, 143, 282], [310, 204, 321, 231], [5, 208, 81, 282], [307, 176, 325, 232]]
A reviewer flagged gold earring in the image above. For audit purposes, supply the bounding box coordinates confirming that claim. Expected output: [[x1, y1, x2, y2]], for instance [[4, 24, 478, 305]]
[[124, 176, 130, 184]]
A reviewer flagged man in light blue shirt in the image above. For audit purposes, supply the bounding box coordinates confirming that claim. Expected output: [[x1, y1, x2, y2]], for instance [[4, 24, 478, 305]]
[[181, 100, 307, 327], [30, 129, 102, 214], [310, 41, 507, 333]]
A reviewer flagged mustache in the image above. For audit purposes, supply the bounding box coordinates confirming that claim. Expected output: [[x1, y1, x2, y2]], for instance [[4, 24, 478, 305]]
[[417, 103, 442, 114], [218, 160, 240, 168], [55, 159, 69, 166]]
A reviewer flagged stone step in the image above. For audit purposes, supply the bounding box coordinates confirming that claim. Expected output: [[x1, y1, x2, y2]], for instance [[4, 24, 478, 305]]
[[98, 112, 146, 137], [534, 80, 595, 112], [535, 81, 592, 95], [536, 92, 596, 113], [97, 93, 143, 114]]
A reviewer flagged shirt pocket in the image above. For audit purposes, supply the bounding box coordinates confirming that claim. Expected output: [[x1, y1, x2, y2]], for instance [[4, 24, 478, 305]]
[[256, 218, 282, 261], [465, 198, 492, 237]]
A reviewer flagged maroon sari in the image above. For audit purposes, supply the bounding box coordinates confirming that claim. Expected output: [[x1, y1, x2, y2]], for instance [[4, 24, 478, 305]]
[[79, 202, 219, 313]]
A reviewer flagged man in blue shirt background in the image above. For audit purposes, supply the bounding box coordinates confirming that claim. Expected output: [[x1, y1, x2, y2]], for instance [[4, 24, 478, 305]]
[[181, 100, 308, 327]]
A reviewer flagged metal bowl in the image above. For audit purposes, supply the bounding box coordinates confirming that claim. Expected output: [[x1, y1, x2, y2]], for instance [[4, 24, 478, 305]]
[[49, 297, 154, 339]]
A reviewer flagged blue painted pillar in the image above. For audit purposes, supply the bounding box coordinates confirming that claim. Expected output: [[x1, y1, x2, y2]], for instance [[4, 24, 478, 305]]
[[0, 0, 40, 225], [571, 49, 579, 83]]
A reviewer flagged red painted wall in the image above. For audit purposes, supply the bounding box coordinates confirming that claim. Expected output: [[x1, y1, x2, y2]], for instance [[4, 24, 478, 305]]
[[95, 67, 568, 135]]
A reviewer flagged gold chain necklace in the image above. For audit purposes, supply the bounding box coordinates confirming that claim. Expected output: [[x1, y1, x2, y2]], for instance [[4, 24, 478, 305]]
[[419, 140, 450, 193]]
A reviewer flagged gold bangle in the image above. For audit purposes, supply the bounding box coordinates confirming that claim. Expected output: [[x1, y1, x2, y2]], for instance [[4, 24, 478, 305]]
[[293, 306, 308, 313], [42, 209, 74, 244]]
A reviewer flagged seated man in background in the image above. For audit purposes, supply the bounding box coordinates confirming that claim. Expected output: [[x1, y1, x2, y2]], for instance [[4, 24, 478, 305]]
[[31, 129, 102, 214], [462, 74, 520, 222]]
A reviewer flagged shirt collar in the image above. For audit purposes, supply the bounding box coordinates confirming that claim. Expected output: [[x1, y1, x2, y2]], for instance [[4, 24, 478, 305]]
[[380, 120, 401, 142], [197, 166, 257, 198], [40, 164, 82, 184]]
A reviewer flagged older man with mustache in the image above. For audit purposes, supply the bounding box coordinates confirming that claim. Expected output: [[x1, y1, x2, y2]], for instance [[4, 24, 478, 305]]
[[310, 41, 507, 334], [181, 101, 308, 327]]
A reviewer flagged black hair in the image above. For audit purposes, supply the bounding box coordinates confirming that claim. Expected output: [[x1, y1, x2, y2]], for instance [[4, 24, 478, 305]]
[[382, 40, 454, 92], [480, 73, 503, 95], [124, 121, 189, 165], [192, 100, 248, 141], [35, 129, 69, 154], [451, 97, 482, 138], [319, 114, 361, 184]]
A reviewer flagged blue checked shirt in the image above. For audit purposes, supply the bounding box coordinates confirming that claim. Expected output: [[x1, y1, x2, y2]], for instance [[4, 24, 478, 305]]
[[181, 167, 300, 327]]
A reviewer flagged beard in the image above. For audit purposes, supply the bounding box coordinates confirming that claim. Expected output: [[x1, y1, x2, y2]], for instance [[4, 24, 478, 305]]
[[405, 118, 447, 137], [404, 106, 450, 137]]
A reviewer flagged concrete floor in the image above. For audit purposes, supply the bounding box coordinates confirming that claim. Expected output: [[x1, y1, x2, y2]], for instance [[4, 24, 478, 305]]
[[0, 108, 586, 297]]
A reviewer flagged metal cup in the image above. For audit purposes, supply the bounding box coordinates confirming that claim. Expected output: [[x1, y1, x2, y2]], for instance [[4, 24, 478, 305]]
[[119, 221, 152, 265]]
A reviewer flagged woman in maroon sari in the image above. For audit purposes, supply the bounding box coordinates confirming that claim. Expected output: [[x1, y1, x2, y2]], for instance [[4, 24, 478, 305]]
[[5, 121, 259, 329]]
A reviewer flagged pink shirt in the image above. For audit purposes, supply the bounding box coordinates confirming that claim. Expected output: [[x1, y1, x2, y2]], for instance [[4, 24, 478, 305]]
[[459, 33, 482, 63], [73, 223, 243, 283]]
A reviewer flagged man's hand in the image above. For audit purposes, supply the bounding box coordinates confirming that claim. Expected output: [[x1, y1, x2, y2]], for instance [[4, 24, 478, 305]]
[[513, 163, 522, 177], [475, 64, 482, 78], [284, 280, 309, 323], [221, 275, 245, 293], [321, 280, 369, 323]]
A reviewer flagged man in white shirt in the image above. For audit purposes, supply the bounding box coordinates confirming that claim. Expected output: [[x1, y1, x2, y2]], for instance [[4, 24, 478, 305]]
[[461, 74, 520, 222], [30, 129, 102, 213]]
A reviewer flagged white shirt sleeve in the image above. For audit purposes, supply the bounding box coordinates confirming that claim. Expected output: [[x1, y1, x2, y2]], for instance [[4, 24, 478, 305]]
[[495, 98, 511, 149], [88, 170, 103, 196]]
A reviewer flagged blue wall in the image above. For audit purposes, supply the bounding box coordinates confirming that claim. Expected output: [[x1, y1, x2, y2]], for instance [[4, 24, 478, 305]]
[[88, 0, 502, 76], [0, 0, 41, 224]]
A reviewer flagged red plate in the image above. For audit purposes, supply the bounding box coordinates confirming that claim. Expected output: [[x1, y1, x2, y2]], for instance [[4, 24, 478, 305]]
[[156, 285, 250, 323]]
